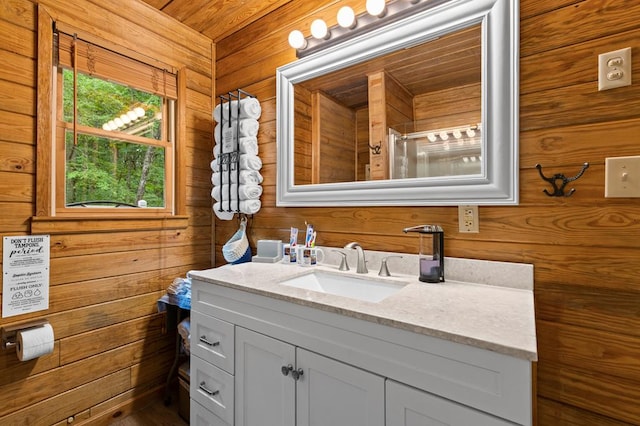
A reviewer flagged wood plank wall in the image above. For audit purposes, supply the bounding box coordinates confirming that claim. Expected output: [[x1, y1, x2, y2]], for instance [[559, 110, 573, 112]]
[[0, 0, 213, 423], [215, 0, 640, 424]]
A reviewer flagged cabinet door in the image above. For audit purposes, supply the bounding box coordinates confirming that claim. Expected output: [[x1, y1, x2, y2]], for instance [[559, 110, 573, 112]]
[[386, 380, 514, 426], [235, 327, 296, 426], [296, 348, 385, 426]]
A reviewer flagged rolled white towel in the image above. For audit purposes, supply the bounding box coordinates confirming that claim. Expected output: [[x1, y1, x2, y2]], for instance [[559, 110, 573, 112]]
[[214, 199, 261, 215], [212, 183, 262, 201], [213, 140, 236, 158], [240, 154, 262, 171], [212, 170, 263, 185], [240, 199, 261, 215], [214, 119, 259, 143], [213, 203, 235, 220], [214, 98, 262, 122], [213, 137, 258, 157]]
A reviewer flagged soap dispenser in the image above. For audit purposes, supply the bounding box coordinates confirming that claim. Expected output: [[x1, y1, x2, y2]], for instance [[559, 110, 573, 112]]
[[403, 225, 444, 283]]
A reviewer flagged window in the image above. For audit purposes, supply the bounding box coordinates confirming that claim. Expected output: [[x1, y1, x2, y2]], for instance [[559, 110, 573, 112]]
[[52, 29, 177, 216]]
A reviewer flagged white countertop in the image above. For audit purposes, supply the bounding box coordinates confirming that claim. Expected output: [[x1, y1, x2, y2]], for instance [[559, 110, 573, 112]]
[[190, 253, 538, 361]]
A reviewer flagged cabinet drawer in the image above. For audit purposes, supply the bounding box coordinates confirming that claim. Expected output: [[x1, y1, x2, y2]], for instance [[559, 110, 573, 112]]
[[191, 355, 234, 425], [191, 310, 235, 374], [386, 380, 513, 426], [191, 399, 231, 426]]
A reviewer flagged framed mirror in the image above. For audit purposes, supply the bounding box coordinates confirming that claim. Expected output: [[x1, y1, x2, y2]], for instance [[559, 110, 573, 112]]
[[276, 0, 518, 206]]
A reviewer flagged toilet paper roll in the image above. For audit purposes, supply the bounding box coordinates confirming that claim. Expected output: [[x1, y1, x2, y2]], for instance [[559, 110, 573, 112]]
[[17, 324, 54, 361]]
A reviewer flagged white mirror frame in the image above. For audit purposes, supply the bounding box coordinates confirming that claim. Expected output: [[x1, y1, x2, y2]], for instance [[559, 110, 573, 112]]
[[276, 0, 519, 206]]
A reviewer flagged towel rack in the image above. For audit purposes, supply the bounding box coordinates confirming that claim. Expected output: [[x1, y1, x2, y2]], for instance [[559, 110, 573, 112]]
[[216, 89, 257, 214]]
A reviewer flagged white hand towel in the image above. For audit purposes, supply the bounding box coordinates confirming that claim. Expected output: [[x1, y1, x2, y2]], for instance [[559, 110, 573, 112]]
[[214, 119, 259, 143], [213, 98, 262, 122], [213, 137, 258, 157], [212, 170, 264, 185], [212, 183, 262, 201], [214, 199, 261, 215]]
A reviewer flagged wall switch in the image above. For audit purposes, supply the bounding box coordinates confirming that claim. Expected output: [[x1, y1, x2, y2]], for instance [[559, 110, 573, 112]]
[[458, 205, 479, 233], [605, 156, 640, 197], [598, 47, 632, 91]]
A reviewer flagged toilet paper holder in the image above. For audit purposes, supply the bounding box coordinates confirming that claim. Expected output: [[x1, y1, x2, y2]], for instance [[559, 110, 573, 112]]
[[1, 319, 50, 350]]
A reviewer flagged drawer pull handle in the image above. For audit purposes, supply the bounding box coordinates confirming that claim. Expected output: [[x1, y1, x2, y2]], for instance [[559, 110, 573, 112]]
[[200, 336, 220, 347], [292, 368, 304, 381], [199, 381, 219, 396], [281, 364, 293, 376]]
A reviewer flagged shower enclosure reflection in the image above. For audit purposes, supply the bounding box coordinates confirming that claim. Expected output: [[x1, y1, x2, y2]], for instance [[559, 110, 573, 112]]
[[389, 124, 481, 180]]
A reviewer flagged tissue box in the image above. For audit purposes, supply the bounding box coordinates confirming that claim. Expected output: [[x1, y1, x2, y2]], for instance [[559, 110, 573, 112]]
[[252, 239, 282, 263]]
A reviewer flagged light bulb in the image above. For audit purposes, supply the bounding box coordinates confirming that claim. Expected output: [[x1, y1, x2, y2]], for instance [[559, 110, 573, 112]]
[[453, 130, 462, 139], [134, 107, 145, 118], [310, 19, 330, 39], [337, 6, 357, 29], [466, 128, 476, 138], [366, 0, 386, 17], [120, 114, 131, 124], [127, 110, 138, 121], [427, 133, 437, 142], [114, 117, 124, 128], [108, 120, 117, 129], [102, 123, 112, 131], [288, 30, 307, 49], [439, 131, 449, 141]]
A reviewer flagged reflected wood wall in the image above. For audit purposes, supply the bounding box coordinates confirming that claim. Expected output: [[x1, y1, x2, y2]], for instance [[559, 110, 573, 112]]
[[0, 0, 213, 423], [215, 0, 640, 424]]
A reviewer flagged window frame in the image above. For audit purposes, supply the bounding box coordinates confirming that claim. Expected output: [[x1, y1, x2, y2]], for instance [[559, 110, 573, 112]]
[[36, 8, 188, 227]]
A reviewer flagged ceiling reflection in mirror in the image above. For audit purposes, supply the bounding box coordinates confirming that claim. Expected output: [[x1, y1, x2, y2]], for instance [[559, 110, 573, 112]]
[[293, 23, 481, 185]]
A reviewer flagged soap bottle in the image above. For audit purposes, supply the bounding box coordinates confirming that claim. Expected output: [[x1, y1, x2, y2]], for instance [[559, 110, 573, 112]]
[[403, 225, 445, 283]]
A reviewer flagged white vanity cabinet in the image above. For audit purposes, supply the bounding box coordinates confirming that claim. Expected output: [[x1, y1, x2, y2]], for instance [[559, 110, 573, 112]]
[[235, 327, 384, 426], [190, 276, 533, 426]]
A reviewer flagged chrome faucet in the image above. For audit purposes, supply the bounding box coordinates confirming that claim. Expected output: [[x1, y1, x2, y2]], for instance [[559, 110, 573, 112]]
[[344, 242, 368, 274]]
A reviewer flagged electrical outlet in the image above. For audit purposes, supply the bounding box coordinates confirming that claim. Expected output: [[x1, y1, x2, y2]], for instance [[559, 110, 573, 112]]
[[598, 47, 632, 91], [458, 205, 479, 233]]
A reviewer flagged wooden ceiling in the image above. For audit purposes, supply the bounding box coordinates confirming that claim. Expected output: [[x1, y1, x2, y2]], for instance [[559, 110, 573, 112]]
[[142, 0, 480, 102], [140, 0, 292, 42]]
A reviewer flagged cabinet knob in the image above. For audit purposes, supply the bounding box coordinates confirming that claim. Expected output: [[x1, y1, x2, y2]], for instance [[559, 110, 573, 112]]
[[291, 368, 304, 381], [281, 364, 293, 376], [199, 381, 219, 397], [199, 336, 220, 347]]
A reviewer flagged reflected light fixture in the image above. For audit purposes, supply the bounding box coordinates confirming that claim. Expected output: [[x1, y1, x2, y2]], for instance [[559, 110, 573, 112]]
[[289, 0, 448, 58], [102, 106, 147, 132]]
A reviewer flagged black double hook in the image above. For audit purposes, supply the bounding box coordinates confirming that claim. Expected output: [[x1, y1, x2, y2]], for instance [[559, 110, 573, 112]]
[[536, 162, 589, 197], [368, 142, 382, 155]]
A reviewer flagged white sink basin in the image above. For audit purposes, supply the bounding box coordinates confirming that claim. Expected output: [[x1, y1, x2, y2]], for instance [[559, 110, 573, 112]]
[[279, 270, 406, 303]]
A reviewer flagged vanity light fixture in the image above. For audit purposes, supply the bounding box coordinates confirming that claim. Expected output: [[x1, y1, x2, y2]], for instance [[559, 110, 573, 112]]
[[288, 29, 307, 49], [337, 6, 357, 29], [310, 19, 330, 39], [289, 0, 449, 58], [366, 0, 386, 17]]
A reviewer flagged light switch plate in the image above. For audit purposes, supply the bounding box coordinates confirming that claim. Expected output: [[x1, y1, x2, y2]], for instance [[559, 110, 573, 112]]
[[605, 156, 640, 197]]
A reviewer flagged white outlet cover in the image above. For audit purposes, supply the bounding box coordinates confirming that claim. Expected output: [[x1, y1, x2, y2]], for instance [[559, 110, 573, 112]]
[[598, 47, 632, 91]]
